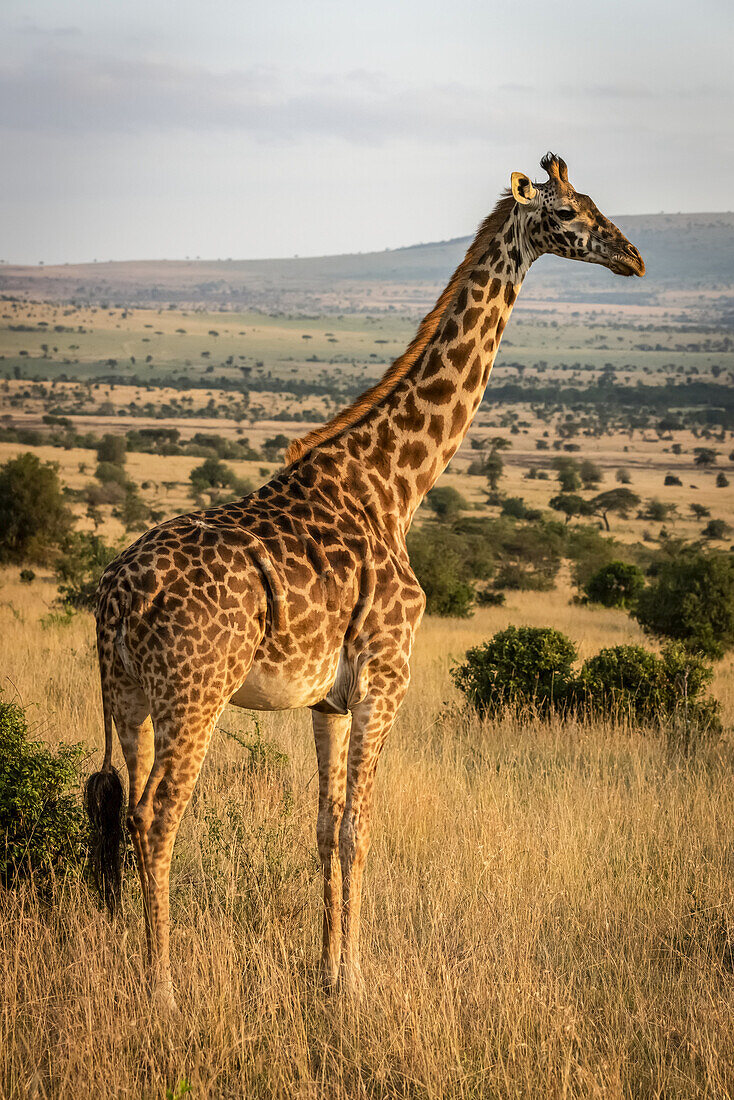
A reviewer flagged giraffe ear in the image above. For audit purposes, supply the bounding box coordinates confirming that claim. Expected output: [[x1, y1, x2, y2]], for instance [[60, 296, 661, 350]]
[[511, 172, 537, 205]]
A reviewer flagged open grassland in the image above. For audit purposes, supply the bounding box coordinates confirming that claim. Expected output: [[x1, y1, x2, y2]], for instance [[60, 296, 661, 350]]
[[1, 574, 733, 1099]]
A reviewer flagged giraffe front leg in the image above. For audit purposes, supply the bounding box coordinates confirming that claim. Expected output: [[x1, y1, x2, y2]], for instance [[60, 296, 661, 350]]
[[339, 677, 408, 994], [311, 709, 351, 989]]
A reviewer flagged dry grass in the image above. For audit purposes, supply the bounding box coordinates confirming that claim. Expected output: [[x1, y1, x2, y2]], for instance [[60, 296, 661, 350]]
[[1, 571, 734, 1098]]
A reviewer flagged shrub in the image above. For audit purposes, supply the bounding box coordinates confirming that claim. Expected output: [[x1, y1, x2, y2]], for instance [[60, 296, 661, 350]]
[[55, 532, 121, 609], [578, 643, 720, 744], [113, 486, 150, 531], [634, 550, 734, 658], [452, 626, 577, 717], [452, 628, 721, 746], [19, 569, 35, 585], [702, 519, 731, 540], [424, 485, 468, 523], [584, 561, 645, 608], [406, 527, 476, 617], [716, 472, 730, 488], [580, 460, 602, 489], [95, 434, 126, 466], [0, 694, 88, 889], [501, 496, 542, 521], [95, 461, 129, 486], [664, 474, 682, 486], [0, 453, 72, 564]]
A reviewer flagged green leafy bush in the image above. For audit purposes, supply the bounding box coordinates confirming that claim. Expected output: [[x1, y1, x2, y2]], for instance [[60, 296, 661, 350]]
[[424, 485, 468, 522], [634, 549, 734, 658], [0, 452, 72, 564], [406, 527, 476, 617], [452, 628, 721, 744], [578, 643, 720, 744], [451, 626, 577, 717], [0, 694, 88, 888], [54, 532, 121, 610], [584, 560, 645, 608]]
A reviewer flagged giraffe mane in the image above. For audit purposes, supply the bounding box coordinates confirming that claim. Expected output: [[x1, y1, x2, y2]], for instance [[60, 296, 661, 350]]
[[284, 191, 516, 465]]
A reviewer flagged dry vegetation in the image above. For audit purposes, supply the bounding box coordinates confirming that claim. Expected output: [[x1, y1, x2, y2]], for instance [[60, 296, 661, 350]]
[[1, 573, 733, 1099]]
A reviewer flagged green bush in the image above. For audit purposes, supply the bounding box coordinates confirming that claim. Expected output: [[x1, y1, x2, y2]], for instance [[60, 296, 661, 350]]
[[0, 694, 88, 888], [584, 560, 645, 608], [578, 643, 720, 744], [451, 626, 578, 717], [634, 549, 734, 658], [96, 433, 126, 466], [94, 461, 129, 487], [55, 532, 121, 610], [0, 453, 72, 564], [424, 485, 468, 523], [406, 527, 476, 617], [452, 626, 722, 747]]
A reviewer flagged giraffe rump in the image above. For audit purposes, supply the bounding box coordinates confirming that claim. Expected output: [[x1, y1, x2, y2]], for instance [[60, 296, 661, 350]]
[[284, 193, 515, 465]]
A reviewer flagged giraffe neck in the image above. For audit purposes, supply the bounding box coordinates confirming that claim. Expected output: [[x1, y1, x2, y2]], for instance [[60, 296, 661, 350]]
[[339, 202, 537, 535]]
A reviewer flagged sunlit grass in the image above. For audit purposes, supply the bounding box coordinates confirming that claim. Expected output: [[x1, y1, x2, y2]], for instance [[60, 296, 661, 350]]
[[1, 571, 733, 1097]]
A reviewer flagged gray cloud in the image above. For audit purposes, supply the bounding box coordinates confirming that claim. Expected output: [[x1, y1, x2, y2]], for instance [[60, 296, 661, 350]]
[[0, 51, 521, 144]]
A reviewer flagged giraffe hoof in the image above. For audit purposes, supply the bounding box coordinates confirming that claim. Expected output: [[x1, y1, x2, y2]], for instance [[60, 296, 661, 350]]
[[320, 964, 340, 994], [153, 980, 178, 1014], [339, 965, 366, 999]]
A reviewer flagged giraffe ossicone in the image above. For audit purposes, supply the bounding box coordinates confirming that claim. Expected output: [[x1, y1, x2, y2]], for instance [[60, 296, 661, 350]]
[[86, 154, 645, 1007]]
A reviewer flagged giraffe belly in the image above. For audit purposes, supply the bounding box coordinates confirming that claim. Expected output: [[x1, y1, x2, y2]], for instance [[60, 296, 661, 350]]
[[228, 656, 338, 711]]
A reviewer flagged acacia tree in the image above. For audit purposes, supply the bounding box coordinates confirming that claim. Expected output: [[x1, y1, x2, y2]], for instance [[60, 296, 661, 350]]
[[591, 488, 640, 532], [549, 493, 595, 524]]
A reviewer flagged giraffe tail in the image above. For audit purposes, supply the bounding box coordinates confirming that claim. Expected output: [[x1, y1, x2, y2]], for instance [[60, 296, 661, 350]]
[[85, 634, 124, 916]]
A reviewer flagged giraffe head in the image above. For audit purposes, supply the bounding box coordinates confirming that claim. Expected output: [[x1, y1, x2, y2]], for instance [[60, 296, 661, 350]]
[[510, 153, 645, 277]]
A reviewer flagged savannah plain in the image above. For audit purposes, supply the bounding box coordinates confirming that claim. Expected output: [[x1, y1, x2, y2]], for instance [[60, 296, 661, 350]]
[[1, 219, 734, 1098]]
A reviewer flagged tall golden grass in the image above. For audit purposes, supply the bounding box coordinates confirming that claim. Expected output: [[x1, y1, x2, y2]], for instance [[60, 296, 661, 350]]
[[1, 571, 733, 1098]]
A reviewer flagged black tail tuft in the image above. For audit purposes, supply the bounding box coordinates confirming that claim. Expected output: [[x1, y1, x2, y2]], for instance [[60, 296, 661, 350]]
[[85, 768, 124, 916]]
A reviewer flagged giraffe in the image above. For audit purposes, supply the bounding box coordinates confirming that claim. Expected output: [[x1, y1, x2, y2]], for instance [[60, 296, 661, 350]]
[[86, 153, 645, 1008]]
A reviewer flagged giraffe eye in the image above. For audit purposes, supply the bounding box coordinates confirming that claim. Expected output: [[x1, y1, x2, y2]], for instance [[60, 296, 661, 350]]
[[557, 209, 576, 221]]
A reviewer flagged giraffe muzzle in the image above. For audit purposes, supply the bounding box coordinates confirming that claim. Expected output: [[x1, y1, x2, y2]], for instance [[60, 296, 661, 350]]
[[609, 241, 645, 278]]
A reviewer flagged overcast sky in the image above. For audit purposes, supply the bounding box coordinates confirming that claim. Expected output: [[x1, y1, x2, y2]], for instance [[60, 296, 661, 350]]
[[2, 0, 732, 264]]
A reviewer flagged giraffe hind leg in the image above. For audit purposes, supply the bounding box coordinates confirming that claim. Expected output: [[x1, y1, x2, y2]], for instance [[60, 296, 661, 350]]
[[109, 675, 155, 961], [129, 699, 228, 1010]]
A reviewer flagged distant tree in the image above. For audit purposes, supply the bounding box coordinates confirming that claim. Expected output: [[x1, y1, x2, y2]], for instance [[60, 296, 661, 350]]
[[552, 456, 581, 492], [639, 498, 677, 523], [0, 453, 72, 564], [664, 474, 682, 486], [484, 450, 504, 492], [262, 434, 290, 462], [580, 460, 603, 490], [615, 467, 631, 484], [549, 493, 595, 524], [425, 485, 468, 523], [702, 519, 731, 540], [690, 503, 711, 520], [591, 488, 641, 532], [95, 461, 129, 487], [716, 472, 730, 488], [488, 436, 512, 452], [95, 433, 126, 466], [500, 496, 542, 521], [694, 448, 718, 467], [189, 458, 236, 492]]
